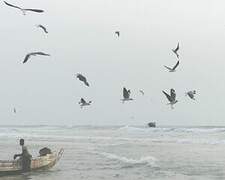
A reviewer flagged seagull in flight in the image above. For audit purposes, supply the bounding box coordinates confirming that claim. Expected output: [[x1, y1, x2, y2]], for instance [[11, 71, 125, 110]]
[[79, 98, 92, 108], [185, 90, 196, 100], [162, 89, 178, 109], [121, 87, 133, 103], [164, 61, 179, 72], [139, 90, 144, 95], [76, 73, 89, 87], [37, 24, 48, 34], [4, 1, 44, 15], [172, 43, 180, 58], [23, 52, 50, 63], [115, 31, 120, 37]]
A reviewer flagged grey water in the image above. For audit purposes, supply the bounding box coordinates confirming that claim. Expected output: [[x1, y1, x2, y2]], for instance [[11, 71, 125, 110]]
[[0, 125, 225, 180]]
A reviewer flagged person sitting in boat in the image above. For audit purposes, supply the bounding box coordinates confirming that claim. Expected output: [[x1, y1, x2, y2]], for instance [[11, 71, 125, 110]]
[[13, 139, 32, 172]]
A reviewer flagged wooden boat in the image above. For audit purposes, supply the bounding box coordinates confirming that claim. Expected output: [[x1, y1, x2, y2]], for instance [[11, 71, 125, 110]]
[[0, 148, 63, 176]]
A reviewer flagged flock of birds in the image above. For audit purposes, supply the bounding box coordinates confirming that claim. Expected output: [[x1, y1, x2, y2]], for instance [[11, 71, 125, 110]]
[[3, 1, 196, 111], [76, 41, 196, 109]]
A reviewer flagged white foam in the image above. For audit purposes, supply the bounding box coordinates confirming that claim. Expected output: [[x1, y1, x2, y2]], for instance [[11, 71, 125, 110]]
[[100, 152, 157, 167]]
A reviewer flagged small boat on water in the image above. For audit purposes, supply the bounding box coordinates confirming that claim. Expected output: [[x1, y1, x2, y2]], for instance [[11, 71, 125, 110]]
[[0, 148, 63, 176], [148, 122, 156, 128]]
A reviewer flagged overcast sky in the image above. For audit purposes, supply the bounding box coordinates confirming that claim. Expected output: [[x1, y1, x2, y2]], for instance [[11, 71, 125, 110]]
[[0, 0, 224, 126]]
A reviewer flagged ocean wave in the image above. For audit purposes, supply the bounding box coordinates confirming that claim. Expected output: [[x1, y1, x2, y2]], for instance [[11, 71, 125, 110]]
[[117, 125, 225, 134], [99, 152, 157, 167]]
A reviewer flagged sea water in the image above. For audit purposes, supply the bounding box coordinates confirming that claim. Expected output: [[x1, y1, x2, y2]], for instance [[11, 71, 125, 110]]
[[0, 125, 225, 180]]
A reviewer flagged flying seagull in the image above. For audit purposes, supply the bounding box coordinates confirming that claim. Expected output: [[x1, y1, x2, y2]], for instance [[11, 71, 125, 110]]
[[164, 61, 179, 72], [79, 98, 92, 108], [139, 90, 144, 95], [172, 43, 180, 58], [4, 1, 44, 15], [115, 31, 120, 37], [37, 24, 48, 34], [76, 73, 89, 87], [185, 90, 196, 100], [23, 52, 50, 63], [162, 89, 178, 109], [121, 87, 133, 103]]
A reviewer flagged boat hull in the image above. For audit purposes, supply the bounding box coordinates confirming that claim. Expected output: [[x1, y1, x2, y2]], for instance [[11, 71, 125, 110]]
[[0, 149, 63, 176]]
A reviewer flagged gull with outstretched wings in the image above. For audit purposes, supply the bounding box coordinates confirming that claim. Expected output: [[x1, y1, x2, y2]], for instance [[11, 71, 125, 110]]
[[76, 74, 89, 87], [162, 88, 178, 109], [23, 52, 50, 63], [121, 87, 133, 103], [185, 90, 196, 100], [79, 98, 92, 108], [4, 1, 44, 15]]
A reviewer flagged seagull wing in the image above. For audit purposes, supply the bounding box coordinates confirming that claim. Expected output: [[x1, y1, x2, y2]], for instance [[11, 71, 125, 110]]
[[187, 92, 194, 99], [170, 89, 176, 101], [77, 74, 89, 86], [23, 53, 31, 63], [123, 87, 129, 99], [139, 90, 144, 95], [172, 61, 179, 70], [162, 91, 172, 102], [174, 43, 179, 52], [23, 8, 44, 13], [38, 25, 48, 33], [4, 1, 21, 10], [81, 98, 86, 104], [164, 65, 172, 71], [34, 52, 50, 56]]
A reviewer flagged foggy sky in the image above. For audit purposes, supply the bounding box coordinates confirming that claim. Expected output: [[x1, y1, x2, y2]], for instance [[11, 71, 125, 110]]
[[0, 0, 224, 126]]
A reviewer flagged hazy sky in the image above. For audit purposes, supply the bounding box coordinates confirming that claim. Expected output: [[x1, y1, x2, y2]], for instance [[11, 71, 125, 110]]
[[0, 0, 224, 126]]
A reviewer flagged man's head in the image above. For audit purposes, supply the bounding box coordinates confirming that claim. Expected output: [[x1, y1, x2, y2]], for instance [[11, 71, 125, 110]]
[[19, 139, 24, 146]]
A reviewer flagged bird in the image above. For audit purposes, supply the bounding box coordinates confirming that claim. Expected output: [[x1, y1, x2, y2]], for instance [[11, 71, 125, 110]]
[[115, 31, 120, 37], [13, 108, 16, 113], [121, 87, 133, 103], [139, 90, 144, 95], [164, 61, 179, 72], [79, 98, 92, 108], [23, 52, 50, 63], [76, 73, 89, 87], [185, 90, 196, 100], [37, 24, 48, 34], [172, 42, 180, 58], [4, 1, 44, 15], [162, 89, 178, 109]]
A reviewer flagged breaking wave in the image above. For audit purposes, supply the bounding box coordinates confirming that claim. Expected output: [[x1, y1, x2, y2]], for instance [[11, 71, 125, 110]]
[[100, 152, 157, 167]]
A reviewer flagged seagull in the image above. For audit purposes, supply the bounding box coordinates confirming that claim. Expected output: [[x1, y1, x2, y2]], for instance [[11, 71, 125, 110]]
[[139, 90, 144, 95], [23, 52, 50, 63], [4, 1, 44, 15], [172, 43, 180, 58], [162, 89, 178, 109], [115, 31, 120, 37], [121, 87, 133, 103], [76, 73, 89, 87], [79, 98, 92, 108], [185, 90, 196, 100], [164, 61, 179, 72], [37, 24, 48, 34]]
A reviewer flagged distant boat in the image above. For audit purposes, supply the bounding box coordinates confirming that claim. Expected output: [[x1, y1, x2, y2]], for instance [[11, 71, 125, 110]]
[[148, 122, 156, 128]]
